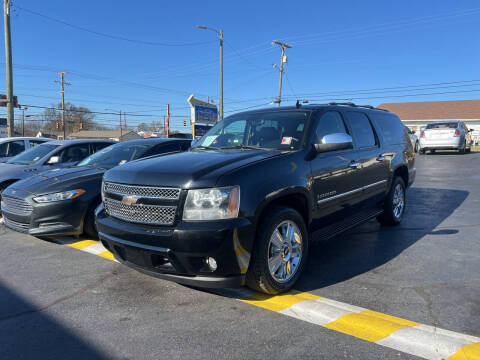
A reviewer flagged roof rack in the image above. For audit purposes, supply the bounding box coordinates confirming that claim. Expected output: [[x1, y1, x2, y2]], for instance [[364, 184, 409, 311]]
[[327, 102, 389, 112]]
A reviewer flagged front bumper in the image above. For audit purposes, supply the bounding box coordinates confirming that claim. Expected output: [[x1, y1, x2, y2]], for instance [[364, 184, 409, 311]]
[[1, 194, 88, 236], [96, 206, 255, 288]]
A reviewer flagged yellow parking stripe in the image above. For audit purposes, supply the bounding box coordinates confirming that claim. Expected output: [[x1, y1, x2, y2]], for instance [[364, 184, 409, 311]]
[[241, 290, 320, 311], [447, 342, 480, 360], [67, 240, 99, 250], [59, 236, 480, 360], [323, 309, 419, 342], [97, 250, 115, 261]]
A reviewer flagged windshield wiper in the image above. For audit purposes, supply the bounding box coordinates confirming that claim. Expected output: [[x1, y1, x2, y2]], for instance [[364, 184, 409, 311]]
[[193, 146, 220, 151], [218, 145, 265, 150]]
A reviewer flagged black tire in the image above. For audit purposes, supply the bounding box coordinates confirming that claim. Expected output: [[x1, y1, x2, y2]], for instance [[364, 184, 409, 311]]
[[246, 206, 308, 295], [414, 141, 419, 153], [459, 141, 467, 154], [83, 200, 101, 239], [378, 177, 406, 227], [419, 149, 426, 155], [430, 149, 436, 154]]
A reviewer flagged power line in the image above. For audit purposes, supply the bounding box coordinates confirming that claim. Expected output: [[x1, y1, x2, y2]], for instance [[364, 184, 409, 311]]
[[14, 4, 215, 47]]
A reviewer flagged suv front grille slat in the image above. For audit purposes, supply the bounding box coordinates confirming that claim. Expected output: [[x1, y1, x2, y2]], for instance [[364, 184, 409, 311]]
[[104, 198, 177, 225], [104, 182, 180, 200], [1, 196, 33, 216]]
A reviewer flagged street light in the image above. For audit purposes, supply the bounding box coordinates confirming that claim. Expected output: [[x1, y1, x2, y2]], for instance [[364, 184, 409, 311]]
[[196, 25, 223, 121]]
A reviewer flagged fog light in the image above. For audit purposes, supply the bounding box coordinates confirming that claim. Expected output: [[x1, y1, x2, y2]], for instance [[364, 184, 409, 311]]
[[206, 257, 217, 271]]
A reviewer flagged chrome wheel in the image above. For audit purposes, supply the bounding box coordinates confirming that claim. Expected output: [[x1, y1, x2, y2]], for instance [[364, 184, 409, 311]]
[[267, 220, 302, 283], [392, 184, 405, 219]]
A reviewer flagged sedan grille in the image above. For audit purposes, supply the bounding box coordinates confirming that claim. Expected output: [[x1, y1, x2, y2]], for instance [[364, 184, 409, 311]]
[[104, 182, 180, 200], [104, 197, 177, 225], [1, 195, 33, 216], [3, 217, 30, 233]]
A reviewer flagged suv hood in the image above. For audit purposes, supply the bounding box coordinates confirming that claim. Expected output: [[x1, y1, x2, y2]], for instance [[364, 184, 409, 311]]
[[9, 166, 105, 195], [104, 149, 281, 188]]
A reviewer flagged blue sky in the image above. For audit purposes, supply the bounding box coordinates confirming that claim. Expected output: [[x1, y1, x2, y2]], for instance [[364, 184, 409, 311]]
[[1, 0, 480, 132]]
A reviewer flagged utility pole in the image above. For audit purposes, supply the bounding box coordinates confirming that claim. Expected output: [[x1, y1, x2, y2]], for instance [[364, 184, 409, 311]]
[[56, 72, 70, 139], [219, 29, 223, 121], [272, 40, 292, 107], [166, 104, 170, 138], [123, 112, 127, 131], [21, 106, 27, 136], [3, 0, 14, 136], [119, 111, 123, 140]]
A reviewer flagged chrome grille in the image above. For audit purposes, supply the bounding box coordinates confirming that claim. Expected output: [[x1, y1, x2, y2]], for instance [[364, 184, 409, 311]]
[[1, 196, 33, 216], [104, 197, 176, 225], [104, 182, 180, 199], [3, 217, 30, 233]]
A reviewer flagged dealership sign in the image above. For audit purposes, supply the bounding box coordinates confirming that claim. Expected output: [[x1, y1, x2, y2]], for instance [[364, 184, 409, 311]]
[[187, 94, 217, 138]]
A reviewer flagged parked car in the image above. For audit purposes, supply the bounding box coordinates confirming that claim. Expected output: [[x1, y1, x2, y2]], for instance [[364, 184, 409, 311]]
[[405, 127, 419, 153], [1, 138, 191, 237], [0, 137, 51, 162], [419, 121, 473, 154], [95, 103, 415, 294], [0, 139, 115, 201]]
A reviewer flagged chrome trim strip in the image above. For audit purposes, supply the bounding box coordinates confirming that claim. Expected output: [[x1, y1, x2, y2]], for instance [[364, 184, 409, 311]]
[[317, 180, 388, 205]]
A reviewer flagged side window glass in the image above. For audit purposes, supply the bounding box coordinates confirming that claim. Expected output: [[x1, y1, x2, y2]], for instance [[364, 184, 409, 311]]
[[92, 142, 111, 153], [158, 143, 180, 154], [0, 143, 7, 156], [345, 112, 377, 148], [58, 144, 89, 163], [315, 111, 348, 142], [7, 141, 26, 156]]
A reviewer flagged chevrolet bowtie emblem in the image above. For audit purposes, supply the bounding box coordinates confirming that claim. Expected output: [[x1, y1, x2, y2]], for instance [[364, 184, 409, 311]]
[[121, 195, 140, 206]]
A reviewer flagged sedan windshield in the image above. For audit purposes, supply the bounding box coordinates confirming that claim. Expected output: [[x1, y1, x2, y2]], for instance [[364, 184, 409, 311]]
[[77, 142, 151, 169], [7, 144, 59, 165], [193, 110, 310, 151]]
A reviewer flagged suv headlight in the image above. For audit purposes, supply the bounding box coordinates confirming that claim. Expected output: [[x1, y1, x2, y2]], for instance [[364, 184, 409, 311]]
[[33, 189, 86, 203], [183, 186, 240, 221]]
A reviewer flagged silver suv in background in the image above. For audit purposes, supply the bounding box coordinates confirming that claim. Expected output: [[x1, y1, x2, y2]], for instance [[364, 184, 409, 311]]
[[419, 121, 473, 154], [405, 127, 419, 152]]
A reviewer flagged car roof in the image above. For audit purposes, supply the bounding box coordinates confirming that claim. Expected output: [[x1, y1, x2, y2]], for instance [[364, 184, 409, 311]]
[[0, 137, 51, 143], [230, 103, 392, 117], [44, 139, 116, 146], [119, 138, 191, 145]]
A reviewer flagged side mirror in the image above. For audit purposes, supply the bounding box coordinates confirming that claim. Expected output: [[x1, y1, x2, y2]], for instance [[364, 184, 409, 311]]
[[47, 156, 60, 165], [314, 133, 353, 153], [469, 129, 474, 132]]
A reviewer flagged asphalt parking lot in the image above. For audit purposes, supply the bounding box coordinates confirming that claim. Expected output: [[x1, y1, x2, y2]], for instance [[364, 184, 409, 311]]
[[1, 151, 479, 360]]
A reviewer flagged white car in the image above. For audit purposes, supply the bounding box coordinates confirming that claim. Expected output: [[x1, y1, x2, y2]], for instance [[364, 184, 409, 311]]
[[419, 121, 473, 154], [0, 137, 51, 162], [405, 127, 419, 152]]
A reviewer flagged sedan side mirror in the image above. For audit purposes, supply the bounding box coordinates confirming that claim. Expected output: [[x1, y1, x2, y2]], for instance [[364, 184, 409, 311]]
[[469, 129, 475, 132], [314, 133, 353, 153], [47, 156, 60, 165]]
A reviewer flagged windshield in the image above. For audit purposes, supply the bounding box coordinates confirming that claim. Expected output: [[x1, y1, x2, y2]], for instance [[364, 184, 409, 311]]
[[7, 144, 59, 165], [77, 142, 151, 169], [193, 110, 309, 151], [426, 123, 458, 129]]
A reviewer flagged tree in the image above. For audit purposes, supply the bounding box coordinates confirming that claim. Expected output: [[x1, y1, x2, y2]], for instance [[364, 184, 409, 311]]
[[41, 103, 108, 135]]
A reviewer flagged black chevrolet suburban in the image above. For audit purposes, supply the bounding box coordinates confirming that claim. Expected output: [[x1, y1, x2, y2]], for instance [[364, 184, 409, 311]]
[[96, 103, 415, 294]]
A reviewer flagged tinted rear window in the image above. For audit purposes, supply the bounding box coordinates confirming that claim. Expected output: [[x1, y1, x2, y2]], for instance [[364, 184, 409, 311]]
[[369, 113, 405, 145], [426, 123, 458, 129]]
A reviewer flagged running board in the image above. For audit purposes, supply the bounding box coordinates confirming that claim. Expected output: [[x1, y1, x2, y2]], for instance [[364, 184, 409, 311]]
[[310, 208, 383, 243]]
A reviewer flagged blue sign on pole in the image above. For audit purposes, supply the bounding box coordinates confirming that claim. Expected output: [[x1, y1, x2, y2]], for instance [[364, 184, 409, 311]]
[[194, 105, 218, 125]]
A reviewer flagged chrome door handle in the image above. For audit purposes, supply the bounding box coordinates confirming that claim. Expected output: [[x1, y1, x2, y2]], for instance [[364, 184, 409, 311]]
[[349, 162, 360, 169]]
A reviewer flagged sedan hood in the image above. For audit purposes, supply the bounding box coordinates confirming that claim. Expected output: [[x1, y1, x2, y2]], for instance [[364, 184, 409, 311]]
[[8, 166, 105, 195], [0, 162, 30, 183], [104, 149, 281, 188]]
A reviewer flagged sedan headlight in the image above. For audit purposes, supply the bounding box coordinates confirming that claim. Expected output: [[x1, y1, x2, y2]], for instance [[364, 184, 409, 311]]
[[33, 189, 86, 203], [183, 186, 240, 221]]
